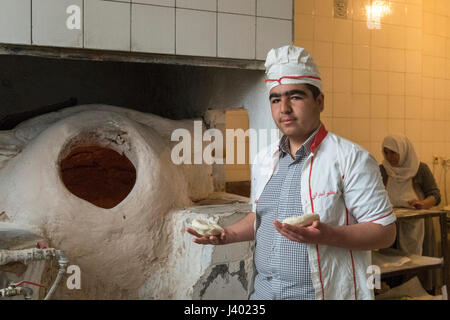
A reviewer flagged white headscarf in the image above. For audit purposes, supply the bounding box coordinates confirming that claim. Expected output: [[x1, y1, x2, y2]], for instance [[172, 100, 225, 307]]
[[264, 45, 322, 91], [382, 134, 420, 182]]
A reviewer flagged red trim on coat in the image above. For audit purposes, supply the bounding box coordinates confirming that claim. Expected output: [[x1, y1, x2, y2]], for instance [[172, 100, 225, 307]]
[[308, 157, 315, 213], [310, 124, 328, 153], [369, 211, 393, 222], [315, 244, 325, 300]]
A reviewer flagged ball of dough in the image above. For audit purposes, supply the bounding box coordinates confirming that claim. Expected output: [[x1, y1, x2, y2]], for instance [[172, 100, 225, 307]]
[[191, 219, 224, 236], [282, 213, 320, 227]]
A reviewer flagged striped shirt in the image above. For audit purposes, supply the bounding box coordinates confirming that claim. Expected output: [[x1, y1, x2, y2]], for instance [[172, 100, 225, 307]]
[[250, 125, 320, 300]]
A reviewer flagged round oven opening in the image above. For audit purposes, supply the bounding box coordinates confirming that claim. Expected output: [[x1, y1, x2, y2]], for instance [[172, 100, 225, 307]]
[[59, 145, 137, 209]]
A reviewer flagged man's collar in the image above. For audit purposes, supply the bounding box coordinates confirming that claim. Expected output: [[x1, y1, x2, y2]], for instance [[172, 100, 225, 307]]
[[278, 123, 323, 157]]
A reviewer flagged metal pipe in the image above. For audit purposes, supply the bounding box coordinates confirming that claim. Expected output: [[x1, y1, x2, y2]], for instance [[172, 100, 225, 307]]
[[44, 250, 68, 300], [0, 248, 56, 265], [0, 248, 68, 300], [0, 283, 35, 299]]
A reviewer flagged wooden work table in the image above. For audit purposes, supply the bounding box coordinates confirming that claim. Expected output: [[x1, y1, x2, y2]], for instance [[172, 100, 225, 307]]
[[375, 208, 449, 299]]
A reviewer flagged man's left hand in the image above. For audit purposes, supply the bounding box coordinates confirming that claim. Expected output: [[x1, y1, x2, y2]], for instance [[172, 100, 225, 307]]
[[273, 220, 332, 245]]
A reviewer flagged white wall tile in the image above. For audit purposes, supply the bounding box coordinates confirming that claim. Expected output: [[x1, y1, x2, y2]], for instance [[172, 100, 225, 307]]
[[353, 70, 370, 94], [388, 48, 405, 73], [176, 8, 216, 57], [405, 50, 422, 74], [333, 19, 352, 44], [405, 4, 422, 28], [388, 119, 405, 135], [421, 120, 435, 141], [371, 95, 388, 118], [422, 77, 434, 99], [322, 89, 333, 116], [351, 94, 371, 118], [405, 96, 422, 119], [353, 45, 370, 69], [436, 57, 446, 78], [351, 118, 371, 142], [176, 0, 216, 11], [353, 21, 370, 45], [387, 25, 405, 50], [322, 117, 333, 131], [352, 0, 371, 22], [218, 0, 255, 15], [422, 55, 435, 77], [333, 43, 352, 69], [333, 68, 352, 93], [314, 41, 333, 67], [218, 13, 255, 59], [405, 73, 422, 97], [388, 72, 405, 96], [132, 4, 175, 54], [371, 71, 389, 95], [421, 98, 434, 121], [372, 27, 388, 48], [0, 0, 31, 45], [32, 0, 83, 48], [295, 0, 315, 16], [132, 0, 174, 6], [436, 38, 447, 59], [371, 47, 389, 71], [333, 93, 352, 117], [390, 2, 406, 25], [333, 118, 352, 139], [314, 0, 333, 17], [388, 96, 405, 119], [314, 16, 333, 42], [294, 14, 314, 41], [405, 119, 421, 141], [369, 142, 383, 162], [84, 0, 130, 51], [320, 67, 333, 92], [370, 119, 388, 142], [435, 79, 446, 101], [256, 17, 292, 60], [435, 99, 447, 120], [257, 0, 292, 20], [405, 27, 422, 50]]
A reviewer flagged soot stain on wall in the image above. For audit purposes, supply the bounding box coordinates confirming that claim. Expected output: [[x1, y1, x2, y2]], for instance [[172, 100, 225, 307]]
[[0, 55, 263, 121]]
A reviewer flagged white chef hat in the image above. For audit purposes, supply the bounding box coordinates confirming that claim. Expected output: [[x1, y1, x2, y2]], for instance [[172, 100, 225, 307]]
[[265, 45, 322, 91]]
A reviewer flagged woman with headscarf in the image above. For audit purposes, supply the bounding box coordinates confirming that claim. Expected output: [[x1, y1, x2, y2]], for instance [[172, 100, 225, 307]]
[[379, 134, 441, 255]]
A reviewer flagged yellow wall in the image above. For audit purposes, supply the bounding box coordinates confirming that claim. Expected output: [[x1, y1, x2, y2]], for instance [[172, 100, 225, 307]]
[[294, 0, 450, 168], [225, 109, 251, 182]]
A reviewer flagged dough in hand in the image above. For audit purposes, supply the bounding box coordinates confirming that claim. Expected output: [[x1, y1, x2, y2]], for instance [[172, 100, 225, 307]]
[[191, 219, 224, 236], [282, 213, 320, 227]]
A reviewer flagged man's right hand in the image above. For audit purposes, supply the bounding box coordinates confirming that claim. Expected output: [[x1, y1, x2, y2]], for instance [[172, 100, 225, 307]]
[[185, 228, 229, 245]]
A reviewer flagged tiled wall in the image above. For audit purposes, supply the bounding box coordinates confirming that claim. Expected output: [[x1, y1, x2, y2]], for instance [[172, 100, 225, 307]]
[[294, 0, 450, 171], [0, 0, 293, 60]]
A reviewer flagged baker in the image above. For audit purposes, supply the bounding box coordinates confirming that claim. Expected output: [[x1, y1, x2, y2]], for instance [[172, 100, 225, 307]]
[[380, 133, 441, 255], [186, 45, 397, 300]]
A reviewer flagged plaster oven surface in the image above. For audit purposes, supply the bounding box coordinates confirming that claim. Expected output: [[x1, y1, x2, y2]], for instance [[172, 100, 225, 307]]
[[0, 105, 256, 299]]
